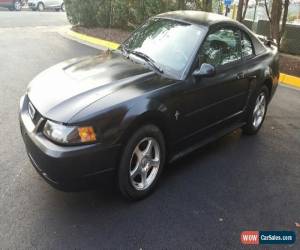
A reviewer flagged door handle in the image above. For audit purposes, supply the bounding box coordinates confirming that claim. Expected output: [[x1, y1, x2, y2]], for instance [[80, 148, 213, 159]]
[[236, 72, 245, 80], [246, 74, 257, 80], [236, 73, 257, 80]]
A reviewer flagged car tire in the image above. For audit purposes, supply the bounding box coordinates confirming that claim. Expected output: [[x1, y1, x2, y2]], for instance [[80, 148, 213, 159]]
[[61, 3, 65, 12], [243, 85, 269, 135], [37, 2, 44, 11], [13, 1, 22, 11], [118, 124, 166, 201]]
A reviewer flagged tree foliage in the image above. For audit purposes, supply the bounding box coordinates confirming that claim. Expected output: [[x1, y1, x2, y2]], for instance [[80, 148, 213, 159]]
[[65, 0, 213, 29]]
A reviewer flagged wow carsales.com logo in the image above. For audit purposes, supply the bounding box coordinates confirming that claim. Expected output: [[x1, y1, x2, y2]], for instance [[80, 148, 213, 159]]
[[241, 231, 296, 245]]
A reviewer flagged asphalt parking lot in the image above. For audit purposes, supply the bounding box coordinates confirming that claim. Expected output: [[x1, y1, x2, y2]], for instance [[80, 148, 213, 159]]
[[0, 11, 299, 249]]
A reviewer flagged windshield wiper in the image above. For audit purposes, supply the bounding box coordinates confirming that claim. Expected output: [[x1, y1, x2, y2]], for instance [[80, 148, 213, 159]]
[[122, 46, 164, 74]]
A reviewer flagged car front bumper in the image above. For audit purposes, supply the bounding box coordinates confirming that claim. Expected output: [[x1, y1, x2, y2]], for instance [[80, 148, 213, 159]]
[[19, 95, 121, 191]]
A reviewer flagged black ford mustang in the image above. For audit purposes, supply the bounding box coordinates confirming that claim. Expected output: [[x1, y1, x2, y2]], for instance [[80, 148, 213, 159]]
[[20, 11, 279, 200]]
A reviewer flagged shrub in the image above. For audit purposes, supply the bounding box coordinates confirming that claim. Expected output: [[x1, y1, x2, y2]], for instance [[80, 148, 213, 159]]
[[65, 0, 217, 29], [64, 0, 102, 27], [65, 0, 179, 29]]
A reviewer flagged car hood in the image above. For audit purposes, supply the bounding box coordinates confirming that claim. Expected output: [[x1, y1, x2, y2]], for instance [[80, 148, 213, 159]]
[[27, 51, 154, 122]]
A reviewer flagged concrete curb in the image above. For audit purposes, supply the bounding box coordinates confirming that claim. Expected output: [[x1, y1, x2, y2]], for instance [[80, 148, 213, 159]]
[[67, 29, 300, 89], [68, 30, 119, 50], [279, 73, 300, 89]]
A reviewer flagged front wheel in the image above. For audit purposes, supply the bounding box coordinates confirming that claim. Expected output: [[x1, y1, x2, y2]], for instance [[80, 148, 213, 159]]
[[61, 3, 65, 11], [37, 2, 44, 11], [243, 85, 269, 135], [13, 1, 22, 11], [118, 125, 166, 200]]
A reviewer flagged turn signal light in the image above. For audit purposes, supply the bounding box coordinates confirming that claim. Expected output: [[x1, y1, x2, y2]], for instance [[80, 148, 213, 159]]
[[78, 127, 97, 143]]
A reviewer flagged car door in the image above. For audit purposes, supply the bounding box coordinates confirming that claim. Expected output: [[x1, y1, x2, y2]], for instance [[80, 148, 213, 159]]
[[180, 26, 250, 141], [239, 29, 260, 92]]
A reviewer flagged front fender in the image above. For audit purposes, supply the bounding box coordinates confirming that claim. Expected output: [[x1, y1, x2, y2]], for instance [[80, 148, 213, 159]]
[[118, 97, 175, 144]]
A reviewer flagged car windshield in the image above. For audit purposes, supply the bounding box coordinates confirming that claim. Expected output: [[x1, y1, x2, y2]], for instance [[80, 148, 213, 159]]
[[122, 18, 204, 78]]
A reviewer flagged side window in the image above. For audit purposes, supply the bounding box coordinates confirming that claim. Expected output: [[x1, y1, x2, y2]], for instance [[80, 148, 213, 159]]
[[199, 28, 241, 67], [241, 32, 254, 58]]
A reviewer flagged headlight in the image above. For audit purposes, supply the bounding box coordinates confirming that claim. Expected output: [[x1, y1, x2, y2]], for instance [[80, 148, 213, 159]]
[[19, 95, 25, 110], [43, 120, 97, 145]]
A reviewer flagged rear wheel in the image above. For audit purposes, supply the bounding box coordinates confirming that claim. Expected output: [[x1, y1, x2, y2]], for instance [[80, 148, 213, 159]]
[[118, 125, 166, 200], [243, 85, 269, 135]]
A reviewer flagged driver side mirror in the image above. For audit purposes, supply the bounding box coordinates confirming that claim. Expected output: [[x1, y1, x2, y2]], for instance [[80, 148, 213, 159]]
[[192, 63, 216, 78]]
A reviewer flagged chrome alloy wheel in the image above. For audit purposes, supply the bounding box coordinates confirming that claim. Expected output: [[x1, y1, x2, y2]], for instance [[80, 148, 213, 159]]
[[129, 137, 160, 191], [14, 1, 21, 10], [253, 92, 266, 128], [38, 3, 44, 11]]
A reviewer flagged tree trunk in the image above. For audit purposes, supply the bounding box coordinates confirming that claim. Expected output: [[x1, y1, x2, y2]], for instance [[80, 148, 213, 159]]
[[177, 0, 185, 10], [236, 0, 249, 22], [265, 0, 290, 49], [237, 0, 244, 21], [242, 0, 249, 20], [203, 0, 212, 12], [270, 0, 282, 46], [280, 0, 290, 47]]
